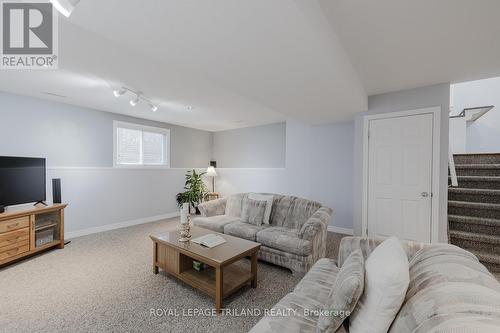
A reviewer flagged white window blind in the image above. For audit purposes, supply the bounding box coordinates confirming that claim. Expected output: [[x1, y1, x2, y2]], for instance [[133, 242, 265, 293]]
[[114, 121, 170, 167], [142, 131, 164, 165], [116, 127, 142, 165]]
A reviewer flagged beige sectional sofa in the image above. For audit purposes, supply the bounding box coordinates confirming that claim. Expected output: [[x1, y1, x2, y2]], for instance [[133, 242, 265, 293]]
[[250, 236, 500, 332], [194, 193, 333, 275]]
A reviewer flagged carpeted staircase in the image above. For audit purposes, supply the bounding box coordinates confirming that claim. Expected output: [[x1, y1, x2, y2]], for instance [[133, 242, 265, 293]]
[[449, 153, 500, 274]]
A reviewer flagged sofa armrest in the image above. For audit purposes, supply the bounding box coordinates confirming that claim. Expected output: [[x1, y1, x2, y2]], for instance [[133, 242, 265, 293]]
[[338, 236, 428, 268], [197, 198, 227, 217], [299, 207, 333, 241], [298, 207, 332, 265]]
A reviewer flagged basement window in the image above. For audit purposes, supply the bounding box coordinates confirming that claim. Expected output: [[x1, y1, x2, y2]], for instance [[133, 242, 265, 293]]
[[113, 121, 170, 168]]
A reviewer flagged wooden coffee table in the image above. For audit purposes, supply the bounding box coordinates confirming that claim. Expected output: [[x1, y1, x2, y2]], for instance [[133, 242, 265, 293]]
[[150, 226, 261, 313]]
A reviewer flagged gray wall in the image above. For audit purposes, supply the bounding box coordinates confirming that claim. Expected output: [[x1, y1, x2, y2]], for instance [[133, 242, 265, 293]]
[[0, 91, 213, 235], [215, 120, 355, 231], [0, 84, 451, 238], [212, 122, 286, 168], [308, 122, 354, 230], [353, 83, 450, 242], [0, 91, 212, 168], [451, 77, 500, 153]]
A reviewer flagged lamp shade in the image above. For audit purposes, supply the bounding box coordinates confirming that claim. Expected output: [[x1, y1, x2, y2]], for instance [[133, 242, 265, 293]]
[[206, 166, 217, 177]]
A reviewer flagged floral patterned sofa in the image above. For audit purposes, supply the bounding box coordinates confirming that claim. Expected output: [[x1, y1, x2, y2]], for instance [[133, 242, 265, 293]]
[[193, 193, 333, 275], [249, 237, 500, 332]]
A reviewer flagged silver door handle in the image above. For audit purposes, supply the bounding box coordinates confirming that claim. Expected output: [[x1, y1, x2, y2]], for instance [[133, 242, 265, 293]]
[[421, 192, 429, 198]]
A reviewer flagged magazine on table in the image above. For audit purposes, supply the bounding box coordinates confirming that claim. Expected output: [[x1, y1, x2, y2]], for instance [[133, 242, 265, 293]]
[[191, 234, 226, 248]]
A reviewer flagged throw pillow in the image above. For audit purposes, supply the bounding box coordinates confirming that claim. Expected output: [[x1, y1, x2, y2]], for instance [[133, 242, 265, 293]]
[[349, 237, 409, 333], [316, 249, 365, 333], [225, 194, 245, 217], [240, 197, 267, 226], [248, 193, 274, 224]]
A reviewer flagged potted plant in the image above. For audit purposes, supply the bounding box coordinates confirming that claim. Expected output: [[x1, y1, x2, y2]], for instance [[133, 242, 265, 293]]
[[176, 169, 208, 214]]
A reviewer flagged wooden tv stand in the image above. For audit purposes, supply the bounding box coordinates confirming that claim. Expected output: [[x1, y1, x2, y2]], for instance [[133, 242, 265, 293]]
[[0, 204, 67, 267]]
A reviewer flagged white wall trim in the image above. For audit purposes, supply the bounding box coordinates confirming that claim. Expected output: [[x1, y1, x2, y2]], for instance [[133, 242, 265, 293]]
[[361, 106, 441, 243], [47, 167, 203, 171], [65, 211, 180, 239], [328, 225, 354, 235], [47, 167, 287, 171], [214, 168, 287, 170], [65, 211, 354, 239]]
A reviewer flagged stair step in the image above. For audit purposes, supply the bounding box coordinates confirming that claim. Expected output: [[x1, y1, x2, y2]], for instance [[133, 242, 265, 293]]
[[464, 248, 500, 273], [474, 250, 500, 266], [455, 164, 500, 177], [448, 200, 500, 219], [449, 176, 500, 190], [449, 230, 500, 255], [454, 153, 500, 164], [456, 164, 500, 169], [448, 214, 500, 234], [449, 230, 500, 244], [448, 188, 500, 204]]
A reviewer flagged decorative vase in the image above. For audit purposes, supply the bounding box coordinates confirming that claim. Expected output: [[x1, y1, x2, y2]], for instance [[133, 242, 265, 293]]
[[179, 203, 192, 242], [179, 221, 191, 242]]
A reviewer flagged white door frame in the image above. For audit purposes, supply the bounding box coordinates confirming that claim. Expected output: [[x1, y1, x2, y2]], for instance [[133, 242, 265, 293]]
[[361, 107, 441, 243]]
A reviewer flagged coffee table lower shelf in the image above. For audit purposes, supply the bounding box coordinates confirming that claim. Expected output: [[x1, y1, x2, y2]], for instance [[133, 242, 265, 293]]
[[152, 238, 259, 313], [180, 265, 253, 299]]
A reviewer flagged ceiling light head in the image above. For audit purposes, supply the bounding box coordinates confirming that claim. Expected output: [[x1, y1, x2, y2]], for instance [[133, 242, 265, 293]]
[[51, 0, 80, 18], [186, 105, 194, 111], [150, 104, 158, 112], [130, 94, 140, 107], [43, 92, 67, 98], [113, 88, 126, 98]]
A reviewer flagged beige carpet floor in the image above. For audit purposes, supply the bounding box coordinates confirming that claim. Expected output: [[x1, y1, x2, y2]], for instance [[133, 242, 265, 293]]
[[0, 218, 346, 333]]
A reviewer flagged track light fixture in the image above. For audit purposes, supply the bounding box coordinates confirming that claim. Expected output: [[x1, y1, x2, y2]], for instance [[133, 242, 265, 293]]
[[113, 88, 126, 97], [130, 94, 140, 107], [113, 87, 158, 112]]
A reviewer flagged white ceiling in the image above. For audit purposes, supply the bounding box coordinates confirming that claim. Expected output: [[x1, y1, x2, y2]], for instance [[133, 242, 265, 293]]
[[1, 0, 500, 131], [320, 0, 500, 95]]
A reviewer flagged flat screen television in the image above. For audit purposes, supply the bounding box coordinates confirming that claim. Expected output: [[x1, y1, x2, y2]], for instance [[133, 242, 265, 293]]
[[0, 156, 46, 207]]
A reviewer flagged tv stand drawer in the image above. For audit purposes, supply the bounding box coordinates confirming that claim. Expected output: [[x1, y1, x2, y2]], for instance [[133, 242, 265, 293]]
[[0, 216, 30, 233], [0, 243, 29, 261], [0, 228, 29, 249]]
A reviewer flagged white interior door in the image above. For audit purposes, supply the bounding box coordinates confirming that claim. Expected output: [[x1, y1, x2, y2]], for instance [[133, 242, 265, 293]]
[[367, 113, 433, 242]]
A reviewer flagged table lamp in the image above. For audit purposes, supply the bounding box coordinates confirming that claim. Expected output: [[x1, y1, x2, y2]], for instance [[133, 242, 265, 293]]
[[206, 166, 217, 192]]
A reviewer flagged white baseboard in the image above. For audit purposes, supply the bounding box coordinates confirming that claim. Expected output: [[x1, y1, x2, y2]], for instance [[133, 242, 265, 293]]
[[328, 225, 354, 235], [65, 214, 353, 239], [65, 212, 180, 239]]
